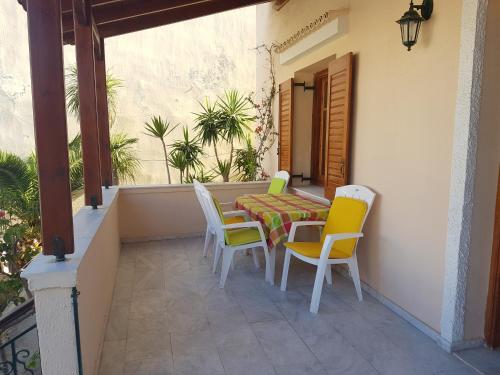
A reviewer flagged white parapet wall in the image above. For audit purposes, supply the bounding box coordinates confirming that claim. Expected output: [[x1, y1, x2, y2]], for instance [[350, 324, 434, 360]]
[[21, 182, 271, 374], [118, 181, 270, 242], [22, 187, 121, 375]]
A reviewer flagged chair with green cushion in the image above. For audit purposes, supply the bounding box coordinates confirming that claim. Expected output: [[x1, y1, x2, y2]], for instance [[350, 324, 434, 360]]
[[280, 185, 376, 313], [201, 189, 272, 287], [267, 170, 290, 194]]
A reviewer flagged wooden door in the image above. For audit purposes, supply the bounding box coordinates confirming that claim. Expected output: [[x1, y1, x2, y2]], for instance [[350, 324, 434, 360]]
[[311, 69, 329, 185], [278, 78, 294, 176], [324, 53, 354, 200], [485, 167, 500, 347]]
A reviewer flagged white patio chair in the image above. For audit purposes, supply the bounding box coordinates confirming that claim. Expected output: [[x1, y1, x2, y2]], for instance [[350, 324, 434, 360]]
[[267, 170, 290, 194], [200, 189, 272, 287], [193, 180, 248, 258], [280, 185, 376, 314]]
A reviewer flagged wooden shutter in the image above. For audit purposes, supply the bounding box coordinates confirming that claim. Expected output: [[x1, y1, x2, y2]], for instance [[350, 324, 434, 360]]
[[324, 53, 354, 200], [278, 78, 294, 176]]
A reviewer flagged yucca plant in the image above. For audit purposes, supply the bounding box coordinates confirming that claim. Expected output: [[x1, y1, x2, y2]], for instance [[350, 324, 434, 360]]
[[193, 90, 253, 182], [144, 116, 178, 184], [185, 168, 216, 184], [169, 150, 187, 184], [170, 127, 204, 182], [234, 135, 259, 182]]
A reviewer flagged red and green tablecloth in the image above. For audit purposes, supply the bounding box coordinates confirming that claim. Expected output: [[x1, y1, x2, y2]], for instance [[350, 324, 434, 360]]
[[235, 193, 331, 248]]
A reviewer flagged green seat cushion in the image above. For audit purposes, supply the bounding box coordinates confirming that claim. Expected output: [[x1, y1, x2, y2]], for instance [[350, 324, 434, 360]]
[[267, 178, 286, 194]]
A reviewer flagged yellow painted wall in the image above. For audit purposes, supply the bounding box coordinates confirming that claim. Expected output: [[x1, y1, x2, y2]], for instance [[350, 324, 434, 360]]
[[257, 0, 462, 332], [464, 0, 500, 340]]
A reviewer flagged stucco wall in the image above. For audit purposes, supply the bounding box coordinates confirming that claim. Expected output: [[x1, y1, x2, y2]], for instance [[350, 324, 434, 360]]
[[257, 0, 462, 332], [464, 0, 500, 341], [0, 3, 256, 184], [76, 188, 120, 375], [119, 182, 270, 242]]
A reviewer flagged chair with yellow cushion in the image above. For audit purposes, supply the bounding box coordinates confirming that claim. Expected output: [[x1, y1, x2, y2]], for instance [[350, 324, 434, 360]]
[[280, 185, 375, 314], [200, 189, 272, 288], [267, 170, 290, 194], [193, 180, 248, 258]]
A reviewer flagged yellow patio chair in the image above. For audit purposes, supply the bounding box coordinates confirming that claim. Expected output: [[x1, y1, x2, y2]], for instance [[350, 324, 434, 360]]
[[200, 189, 272, 287], [280, 185, 376, 314], [267, 170, 290, 194]]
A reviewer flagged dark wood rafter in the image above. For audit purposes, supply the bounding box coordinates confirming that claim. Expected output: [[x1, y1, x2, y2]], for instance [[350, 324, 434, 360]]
[[94, 38, 114, 188], [62, 0, 270, 44], [25, 0, 74, 256], [273, 0, 290, 11], [73, 0, 103, 207]]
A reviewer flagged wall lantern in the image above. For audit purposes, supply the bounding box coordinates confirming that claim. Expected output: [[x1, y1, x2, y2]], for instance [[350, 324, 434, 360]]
[[396, 0, 433, 51]]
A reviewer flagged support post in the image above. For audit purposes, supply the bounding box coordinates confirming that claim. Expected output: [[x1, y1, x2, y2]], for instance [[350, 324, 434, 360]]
[[94, 37, 113, 188], [73, 0, 103, 207], [26, 0, 74, 257]]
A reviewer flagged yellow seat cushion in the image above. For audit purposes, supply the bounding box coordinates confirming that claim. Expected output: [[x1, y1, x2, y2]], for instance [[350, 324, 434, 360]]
[[224, 216, 246, 225], [285, 196, 368, 259], [284, 241, 348, 259], [226, 228, 262, 246], [267, 177, 286, 194], [212, 194, 259, 246]]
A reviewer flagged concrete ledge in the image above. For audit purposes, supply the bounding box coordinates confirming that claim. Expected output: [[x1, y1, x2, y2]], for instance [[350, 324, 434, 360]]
[[22, 187, 119, 291]]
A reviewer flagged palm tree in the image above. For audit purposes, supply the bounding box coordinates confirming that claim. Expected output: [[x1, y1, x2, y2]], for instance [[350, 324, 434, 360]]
[[194, 98, 223, 167], [170, 127, 204, 182], [66, 65, 122, 126], [66, 67, 140, 185], [194, 90, 253, 182], [110, 133, 141, 184], [144, 116, 178, 184]]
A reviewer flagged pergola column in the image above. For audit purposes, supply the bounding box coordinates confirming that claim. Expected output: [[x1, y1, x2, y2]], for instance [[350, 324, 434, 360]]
[[26, 0, 74, 258], [73, 0, 103, 208], [94, 38, 114, 188]]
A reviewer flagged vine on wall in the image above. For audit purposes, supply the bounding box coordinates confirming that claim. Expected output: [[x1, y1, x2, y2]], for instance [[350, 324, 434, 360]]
[[248, 44, 278, 180]]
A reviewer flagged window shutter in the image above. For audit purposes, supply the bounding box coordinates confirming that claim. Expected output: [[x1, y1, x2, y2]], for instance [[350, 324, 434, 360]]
[[278, 78, 294, 177], [324, 53, 354, 200]]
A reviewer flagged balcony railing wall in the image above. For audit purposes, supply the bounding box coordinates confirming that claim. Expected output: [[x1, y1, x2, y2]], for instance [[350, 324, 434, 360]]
[[21, 182, 270, 375]]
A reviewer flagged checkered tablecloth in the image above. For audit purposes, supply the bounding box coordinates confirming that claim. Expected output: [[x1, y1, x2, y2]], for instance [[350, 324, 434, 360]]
[[235, 193, 331, 248]]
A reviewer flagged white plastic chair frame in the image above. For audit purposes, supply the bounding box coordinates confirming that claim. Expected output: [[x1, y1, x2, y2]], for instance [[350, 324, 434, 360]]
[[193, 181, 249, 258], [200, 188, 272, 288], [280, 185, 376, 314]]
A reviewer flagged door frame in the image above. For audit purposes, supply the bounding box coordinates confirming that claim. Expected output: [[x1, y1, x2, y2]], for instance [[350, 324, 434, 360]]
[[310, 68, 328, 185], [485, 166, 500, 347]]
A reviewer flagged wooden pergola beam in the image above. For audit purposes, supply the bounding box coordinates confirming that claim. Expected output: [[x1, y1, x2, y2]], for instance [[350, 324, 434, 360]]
[[94, 38, 113, 188], [73, 1, 103, 208], [62, 0, 212, 32], [63, 0, 269, 43], [25, 0, 74, 258]]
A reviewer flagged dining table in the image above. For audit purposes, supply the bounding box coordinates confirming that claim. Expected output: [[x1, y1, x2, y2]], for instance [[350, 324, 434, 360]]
[[234, 193, 331, 283]]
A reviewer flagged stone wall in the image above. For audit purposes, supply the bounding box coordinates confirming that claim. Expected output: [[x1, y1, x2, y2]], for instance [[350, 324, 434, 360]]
[[0, 2, 257, 184]]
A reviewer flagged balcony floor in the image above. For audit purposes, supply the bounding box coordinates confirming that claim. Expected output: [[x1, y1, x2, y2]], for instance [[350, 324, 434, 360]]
[[99, 237, 481, 375]]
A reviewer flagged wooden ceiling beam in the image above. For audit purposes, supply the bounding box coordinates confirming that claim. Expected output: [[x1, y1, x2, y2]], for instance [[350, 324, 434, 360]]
[[62, 0, 114, 13], [63, 0, 212, 33], [64, 0, 269, 43]]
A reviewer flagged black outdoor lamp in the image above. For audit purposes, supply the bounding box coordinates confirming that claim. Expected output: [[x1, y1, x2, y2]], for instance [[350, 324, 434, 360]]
[[396, 0, 433, 51]]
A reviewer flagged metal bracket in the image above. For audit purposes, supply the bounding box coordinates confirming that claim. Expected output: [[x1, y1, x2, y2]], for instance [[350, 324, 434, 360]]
[[71, 288, 83, 375], [292, 173, 312, 182], [53, 237, 66, 262], [294, 82, 315, 92], [90, 195, 98, 209]]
